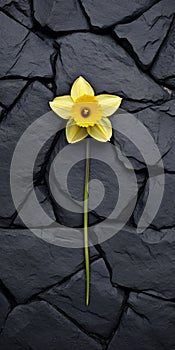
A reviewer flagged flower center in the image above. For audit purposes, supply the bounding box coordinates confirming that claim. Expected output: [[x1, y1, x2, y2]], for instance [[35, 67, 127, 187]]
[[81, 107, 91, 118], [71, 95, 104, 127]]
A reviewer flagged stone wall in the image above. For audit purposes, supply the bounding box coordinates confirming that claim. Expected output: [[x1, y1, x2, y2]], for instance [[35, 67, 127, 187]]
[[0, 1, 175, 349]]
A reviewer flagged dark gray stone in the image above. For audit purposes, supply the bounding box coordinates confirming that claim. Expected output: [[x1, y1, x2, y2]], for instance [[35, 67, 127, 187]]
[[56, 33, 168, 103], [114, 100, 175, 171], [80, 0, 158, 28], [0, 80, 27, 108], [134, 173, 175, 230], [0, 81, 53, 218], [46, 135, 138, 228], [0, 12, 54, 78], [0, 0, 33, 28], [0, 289, 10, 332], [121, 100, 152, 113], [100, 227, 175, 299], [108, 292, 175, 350], [151, 20, 175, 88], [0, 229, 99, 303], [40, 258, 125, 338], [0, 2, 175, 348], [115, 0, 175, 69], [13, 184, 56, 227], [0, 301, 102, 350], [135, 100, 175, 172], [33, 0, 89, 32]]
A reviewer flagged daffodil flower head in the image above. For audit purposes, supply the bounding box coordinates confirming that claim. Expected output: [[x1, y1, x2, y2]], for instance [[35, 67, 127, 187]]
[[49, 76, 122, 143]]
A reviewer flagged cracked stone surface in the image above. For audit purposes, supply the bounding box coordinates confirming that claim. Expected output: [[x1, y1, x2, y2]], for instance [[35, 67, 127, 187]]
[[0, 0, 33, 28], [0, 301, 102, 350], [0, 12, 54, 79], [0, 289, 10, 332], [108, 292, 175, 350], [114, 0, 175, 69], [80, 0, 158, 29], [0, 0, 175, 349], [46, 135, 138, 227], [0, 228, 99, 303], [33, 0, 89, 32], [100, 226, 175, 299], [56, 33, 168, 102], [13, 184, 56, 227], [151, 19, 175, 88], [0, 81, 53, 219], [114, 99, 175, 171], [134, 173, 175, 229], [40, 258, 125, 339], [0, 80, 27, 108]]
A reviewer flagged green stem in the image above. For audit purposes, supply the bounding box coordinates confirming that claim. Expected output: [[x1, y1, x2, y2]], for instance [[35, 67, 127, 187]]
[[84, 139, 90, 306]]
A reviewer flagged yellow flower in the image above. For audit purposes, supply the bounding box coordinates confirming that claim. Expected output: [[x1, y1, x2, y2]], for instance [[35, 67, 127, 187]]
[[49, 76, 122, 143]]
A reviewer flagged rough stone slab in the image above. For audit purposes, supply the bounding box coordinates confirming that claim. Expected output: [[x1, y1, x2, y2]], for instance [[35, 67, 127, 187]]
[[0, 288, 10, 332], [80, 0, 158, 28], [108, 292, 175, 350], [0, 81, 53, 218], [0, 229, 99, 303], [56, 33, 168, 103], [0, 2, 174, 347], [136, 100, 175, 172], [33, 0, 89, 32], [40, 258, 125, 338], [114, 0, 175, 68], [0, 0, 33, 28], [113, 100, 175, 171], [134, 173, 175, 230], [46, 133, 138, 228], [0, 301, 102, 350], [0, 12, 54, 78], [0, 106, 3, 116], [151, 19, 175, 88], [121, 100, 152, 113], [0, 80, 27, 108], [100, 227, 175, 299], [13, 184, 56, 227]]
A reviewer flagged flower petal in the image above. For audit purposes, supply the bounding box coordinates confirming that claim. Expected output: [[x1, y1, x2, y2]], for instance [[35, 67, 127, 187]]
[[96, 94, 122, 117], [66, 119, 88, 143], [71, 76, 94, 101], [49, 95, 73, 119], [87, 117, 112, 142]]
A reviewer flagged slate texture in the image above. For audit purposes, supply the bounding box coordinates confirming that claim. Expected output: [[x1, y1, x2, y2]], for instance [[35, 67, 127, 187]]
[[0, 81, 53, 219], [114, 0, 175, 69], [56, 33, 168, 102], [151, 19, 175, 88], [108, 292, 175, 350], [0, 12, 54, 79], [0, 0, 33, 28], [33, 0, 89, 32], [0, 1, 175, 349], [80, 0, 158, 29]]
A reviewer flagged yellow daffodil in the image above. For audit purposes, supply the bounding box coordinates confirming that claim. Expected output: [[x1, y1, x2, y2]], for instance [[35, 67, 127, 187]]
[[49, 76, 122, 143]]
